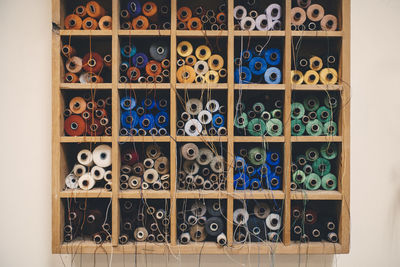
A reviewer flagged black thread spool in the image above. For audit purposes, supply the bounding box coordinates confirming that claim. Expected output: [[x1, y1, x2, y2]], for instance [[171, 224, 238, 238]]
[[247, 216, 266, 242]]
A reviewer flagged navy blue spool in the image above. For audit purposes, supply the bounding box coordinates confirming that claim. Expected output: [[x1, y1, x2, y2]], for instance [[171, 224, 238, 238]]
[[264, 67, 282, 84], [249, 57, 267, 76], [121, 111, 139, 129], [212, 114, 225, 128], [155, 111, 169, 128], [265, 48, 281, 66], [247, 216, 266, 242], [246, 165, 257, 177], [266, 152, 280, 166], [132, 53, 149, 69], [156, 99, 168, 111], [250, 178, 262, 190], [141, 98, 156, 110], [127, 0, 141, 17], [120, 96, 136, 111], [234, 156, 246, 170], [234, 173, 250, 190], [234, 67, 252, 83], [240, 50, 253, 63], [121, 43, 136, 58], [139, 114, 155, 130], [266, 175, 281, 190], [257, 164, 271, 178]]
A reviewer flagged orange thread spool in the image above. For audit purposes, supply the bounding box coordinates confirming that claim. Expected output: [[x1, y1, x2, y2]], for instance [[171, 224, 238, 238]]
[[89, 74, 104, 83], [74, 5, 87, 17], [86, 118, 104, 136], [146, 60, 162, 76], [216, 12, 226, 24], [95, 108, 107, 119], [177, 7, 192, 22], [132, 15, 149, 30], [83, 17, 98, 30], [142, 2, 158, 22], [121, 21, 132, 30], [187, 17, 202, 30], [127, 66, 141, 81], [64, 73, 79, 83], [62, 45, 76, 58], [64, 14, 82, 29], [64, 115, 86, 136], [99, 16, 112, 30], [69, 97, 87, 114], [82, 52, 104, 73], [161, 59, 170, 69], [177, 21, 187, 30], [86, 1, 106, 19]]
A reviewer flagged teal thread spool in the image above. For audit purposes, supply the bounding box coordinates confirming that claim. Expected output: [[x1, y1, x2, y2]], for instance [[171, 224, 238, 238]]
[[324, 121, 338, 136], [248, 118, 266, 136], [303, 164, 313, 175], [261, 111, 271, 121], [252, 102, 265, 114], [266, 119, 283, 136], [324, 96, 338, 109], [317, 106, 332, 123], [305, 173, 322, 190], [303, 96, 320, 112], [296, 155, 307, 166], [291, 102, 305, 119], [306, 119, 323, 136], [305, 147, 319, 162], [248, 147, 267, 166], [234, 113, 248, 129], [292, 170, 306, 184], [321, 173, 337, 190], [320, 143, 338, 160], [291, 119, 305, 136], [312, 158, 331, 176], [271, 109, 282, 119]]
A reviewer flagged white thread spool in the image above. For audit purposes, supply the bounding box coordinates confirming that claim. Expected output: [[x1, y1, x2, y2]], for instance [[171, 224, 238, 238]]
[[78, 173, 95, 190], [266, 213, 281, 231], [217, 232, 227, 246], [184, 119, 202, 136], [179, 232, 191, 244], [233, 208, 249, 225], [73, 164, 86, 177], [185, 98, 203, 115], [240, 17, 256, 31], [77, 149, 93, 166], [65, 174, 79, 189], [206, 100, 220, 113], [91, 166, 105, 181], [194, 61, 209, 75], [266, 4, 281, 21], [255, 14, 269, 31], [198, 110, 212, 125], [233, 5, 247, 20], [92, 145, 112, 168], [104, 170, 112, 182]]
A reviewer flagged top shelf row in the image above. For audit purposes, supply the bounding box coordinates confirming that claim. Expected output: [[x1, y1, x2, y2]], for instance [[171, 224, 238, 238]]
[[59, 0, 343, 33]]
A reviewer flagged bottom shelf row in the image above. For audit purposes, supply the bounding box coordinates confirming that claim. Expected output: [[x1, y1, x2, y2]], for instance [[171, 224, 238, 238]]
[[62, 198, 340, 246]]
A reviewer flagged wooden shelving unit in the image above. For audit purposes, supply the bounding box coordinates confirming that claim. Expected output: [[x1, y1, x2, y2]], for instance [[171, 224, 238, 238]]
[[52, 0, 350, 254]]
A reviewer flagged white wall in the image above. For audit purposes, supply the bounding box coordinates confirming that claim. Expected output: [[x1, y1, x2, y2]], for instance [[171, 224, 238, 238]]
[[1, 0, 400, 266]]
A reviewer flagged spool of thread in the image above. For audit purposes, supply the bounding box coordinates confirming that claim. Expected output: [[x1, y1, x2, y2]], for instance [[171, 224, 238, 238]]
[[306, 119, 323, 136], [185, 55, 197, 67], [312, 157, 331, 176], [307, 4, 325, 22], [249, 57, 267, 76], [99, 16, 112, 30], [86, 1, 105, 19], [324, 121, 338, 136], [82, 17, 98, 30], [149, 42, 169, 62], [320, 68, 338, 84], [74, 5, 87, 17], [321, 15, 338, 31], [210, 156, 224, 173], [255, 14, 269, 31], [234, 173, 250, 190], [234, 66, 252, 83], [247, 118, 266, 136], [208, 55, 224, 71], [264, 67, 282, 84], [195, 45, 212, 61], [233, 208, 249, 225], [194, 60, 209, 76], [190, 225, 206, 242], [293, 170, 306, 184], [248, 147, 266, 166], [305, 173, 322, 190], [241, 50, 253, 63], [265, 48, 281, 66], [64, 115, 86, 136], [240, 17, 256, 31], [177, 7, 192, 22], [93, 144, 112, 167], [91, 166, 105, 181], [205, 217, 224, 236], [266, 4, 281, 21], [154, 157, 169, 175], [177, 66, 196, 83], [197, 110, 212, 125], [234, 113, 248, 129], [64, 14, 83, 29], [266, 119, 283, 136], [321, 144, 338, 160], [131, 53, 148, 69], [233, 6, 247, 20], [217, 233, 227, 246], [266, 213, 281, 231], [187, 17, 202, 30], [177, 41, 193, 57], [66, 56, 83, 73], [78, 173, 95, 190], [291, 70, 304, 84], [121, 43, 136, 58], [322, 173, 337, 190], [291, 119, 305, 136], [291, 7, 306, 26], [291, 102, 305, 119]]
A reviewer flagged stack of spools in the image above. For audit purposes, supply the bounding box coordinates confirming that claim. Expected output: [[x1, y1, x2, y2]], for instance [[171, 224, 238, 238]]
[[177, 98, 226, 136], [291, 56, 338, 85], [234, 98, 283, 136], [62, 44, 111, 83], [177, 4, 227, 30], [120, 41, 170, 83], [120, 95, 169, 136], [291, 143, 338, 191], [178, 143, 226, 191], [120, 144, 170, 191], [64, 199, 112, 243], [119, 200, 170, 243], [234, 45, 282, 84], [64, 144, 112, 191], [233, 200, 282, 242], [64, 1, 111, 30], [291, 94, 338, 136], [176, 41, 226, 84], [291, 1, 338, 31], [120, 0, 170, 30], [234, 3, 282, 31], [291, 203, 339, 243], [64, 95, 112, 136], [178, 200, 226, 245], [234, 146, 282, 190]]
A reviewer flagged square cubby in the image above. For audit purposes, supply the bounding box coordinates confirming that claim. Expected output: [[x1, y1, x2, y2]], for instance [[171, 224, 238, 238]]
[[177, 142, 227, 191], [61, 0, 112, 30], [61, 143, 112, 192], [176, 90, 227, 137], [177, 0, 227, 31], [119, 142, 170, 191], [176, 37, 227, 84], [234, 90, 284, 136], [120, 0, 171, 30], [61, 36, 112, 84], [291, 37, 341, 85], [291, 91, 340, 136], [291, 0, 341, 31], [234, 0, 284, 31], [291, 142, 340, 191], [62, 90, 112, 137], [177, 199, 227, 245], [119, 199, 170, 244], [234, 37, 284, 84], [291, 200, 340, 243], [62, 198, 112, 244], [234, 143, 283, 190], [233, 199, 284, 243], [119, 89, 170, 136], [119, 36, 170, 83]]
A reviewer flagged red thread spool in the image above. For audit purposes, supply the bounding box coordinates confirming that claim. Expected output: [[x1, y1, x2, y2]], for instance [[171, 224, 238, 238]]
[[127, 66, 141, 81], [64, 115, 86, 136], [82, 52, 104, 73], [81, 110, 92, 121], [95, 108, 107, 119], [145, 60, 162, 76], [86, 118, 104, 136], [122, 149, 140, 165]]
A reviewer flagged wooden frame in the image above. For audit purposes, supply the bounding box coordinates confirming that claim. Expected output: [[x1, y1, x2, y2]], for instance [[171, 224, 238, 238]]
[[52, 0, 350, 254]]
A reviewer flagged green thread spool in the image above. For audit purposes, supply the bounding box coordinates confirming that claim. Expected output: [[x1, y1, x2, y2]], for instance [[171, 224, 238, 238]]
[[296, 155, 307, 166], [303, 164, 313, 175], [291, 119, 305, 136], [248, 118, 266, 136], [321, 173, 337, 190], [324, 121, 338, 136], [271, 109, 282, 119], [234, 113, 248, 129], [266, 119, 283, 136], [252, 102, 265, 113], [303, 96, 320, 112], [320, 143, 338, 160], [292, 170, 306, 184], [261, 111, 271, 121], [317, 106, 332, 123], [291, 102, 305, 119], [306, 119, 323, 136], [236, 101, 246, 111], [305, 147, 319, 162], [312, 158, 331, 176], [248, 147, 267, 166], [324, 96, 338, 109], [305, 173, 321, 190]]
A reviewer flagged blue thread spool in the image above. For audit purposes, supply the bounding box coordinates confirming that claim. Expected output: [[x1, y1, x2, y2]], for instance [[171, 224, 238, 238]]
[[132, 53, 148, 69], [264, 67, 282, 84], [241, 50, 253, 63], [234, 172, 250, 190], [139, 114, 155, 130], [265, 48, 281, 66], [267, 175, 281, 190], [127, 0, 141, 17], [121, 111, 139, 129], [234, 67, 252, 83], [212, 114, 225, 128], [266, 151, 280, 166], [156, 99, 168, 111], [120, 43, 137, 58], [120, 96, 136, 111], [155, 111, 169, 128], [234, 156, 246, 170], [250, 178, 262, 190], [246, 165, 257, 177], [249, 57, 268, 76], [257, 164, 271, 178], [142, 98, 156, 110]]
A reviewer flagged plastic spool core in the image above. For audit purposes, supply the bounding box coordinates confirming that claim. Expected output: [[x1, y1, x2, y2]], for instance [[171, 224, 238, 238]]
[[157, 47, 164, 55], [312, 124, 319, 132], [309, 74, 316, 81], [296, 174, 303, 182], [306, 214, 313, 222], [313, 60, 320, 67], [275, 166, 282, 174], [312, 9, 319, 17], [294, 12, 301, 20], [271, 124, 279, 132], [331, 234, 338, 242], [212, 59, 219, 66], [192, 21, 198, 27], [271, 218, 278, 226], [310, 179, 317, 186], [294, 225, 302, 234], [305, 166, 312, 173], [245, 20, 252, 27], [254, 123, 261, 131], [181, 10, 188, 17], [200, 49, 206, 56], [237, 9, 244, 16]]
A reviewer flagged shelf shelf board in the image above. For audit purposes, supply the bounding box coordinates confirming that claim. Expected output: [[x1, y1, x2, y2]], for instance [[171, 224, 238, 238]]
[[291, 136, 342, 142], [175, 136, 228, 142], [60, 83, 112, 89], [118, 83, 170, 89], [232, 190, 284, 199], [119, 190, 170, 199], [234, 136, 284, 143], [291, 84, 343, 91], [60, 136, 112, 143], [118, 30, 171, 36], [234, 84, 285, 90], [175, 190, 228, 199], [118, 136, 171, 142], [234, 30, 285, 37], [60, 189, 112, 198], [175, 83, 228, 90], [59, 30, 112, 36], [291, 190, 342, 200], [176, 30, 228, 37], [291, 31, 343, 37]]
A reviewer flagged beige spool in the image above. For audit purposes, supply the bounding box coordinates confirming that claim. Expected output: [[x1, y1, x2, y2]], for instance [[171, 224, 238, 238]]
[[309, 56, 323, 71], [291, 7, 306, 26], [66, 56, 83, 73], [321, 15, 338, 31], [78, 173, 95, 190], [196, 148, 213, 165], [194, 60, 209, 75], [162, 180, 170, 189], [153, 180, 162, 190], [254, 202, 271, 219], [91, 166, 105, 181], [190, 225, 207, 242], [154, 156, 169, 174], [177, 41, 193, 57], [304, 70, 320, 85], [132, 162, 145, 176], [128, 176, 141, 189], [205, 70, 219, 83], [307, 4, 325, 22], [183, 160, 200, 175], [134, 227, 148, 242], [218, 68, 227, 78], [291, 70, 304, 84], [142, 182, 149, 189], [181, 143, 199, 160], [210, 156, 224, 173], [143, 168, 159, 183], [194, 175, 204, 187], [320, 68, 338, 84], [145, 144, 161, 159], [143, 158, 155, 169], [104, 182, 112, 191], [195, 45, 212, 61], [208, 55, 224, 70], [72, 164, 86, 177]]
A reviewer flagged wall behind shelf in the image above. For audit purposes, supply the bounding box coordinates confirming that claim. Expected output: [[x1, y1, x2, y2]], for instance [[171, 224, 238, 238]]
[[1, 0, 400, 266]]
